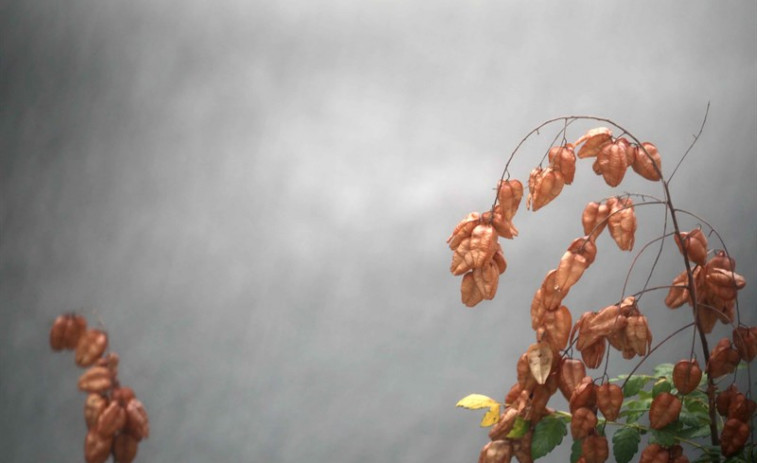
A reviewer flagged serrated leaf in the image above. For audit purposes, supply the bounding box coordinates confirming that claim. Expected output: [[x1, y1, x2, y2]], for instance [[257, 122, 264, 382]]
[[570, 438, 583, 463], [531, 414, 567, 459], [506, 416, 530, 438], [612, 427, 641, 463], [650, 427, 677, 447], [480, 403, 500, 427], [456, 394, 500, 410], [653, 363, 674, 380], [652, 378, 672, 397], [677, 425, 712, 439], [623, 376, 648, 397]]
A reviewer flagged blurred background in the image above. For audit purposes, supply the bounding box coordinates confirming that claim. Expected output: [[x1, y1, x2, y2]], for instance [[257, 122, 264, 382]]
[[1, 1, 755, 461]]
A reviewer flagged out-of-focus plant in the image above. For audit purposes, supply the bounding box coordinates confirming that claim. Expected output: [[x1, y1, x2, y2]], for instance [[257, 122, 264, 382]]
[[50, 314, 150, 463], [449, 109, 755, 462]]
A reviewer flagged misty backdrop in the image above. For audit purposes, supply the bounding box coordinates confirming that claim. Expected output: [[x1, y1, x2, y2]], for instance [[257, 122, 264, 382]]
[[1, 1, 755, 461]]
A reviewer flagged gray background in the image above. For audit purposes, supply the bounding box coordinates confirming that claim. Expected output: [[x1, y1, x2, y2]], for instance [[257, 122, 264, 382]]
[[1, 1, 755, 461]]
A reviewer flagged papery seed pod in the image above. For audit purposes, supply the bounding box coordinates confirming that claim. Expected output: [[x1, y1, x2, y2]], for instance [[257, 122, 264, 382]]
[[569, 376, 596, 413], [708, 338, 741, 379], [581, 202, 609, 242], [570, 407, 597, 439], [84, 430, 112, 463], [716, 385, 738, 416], [579, 338, 606, 369], [674, 229, 708, 266], [705, 267, 746, 301], [538, 305, 572, 353], [497, 179, 524, 219], [50, 314, 88, 351], [479, 440, 512, 463], [575, 127, 613, 159], [504, 382, 523, 406], [489, 406, 519, 441], [527, 167, 565, 211], [726, 392, 756, 422], [606, 196, 636, 251], [516, 353, 536, 392], [630, 142, 662, 181], [78, 366, 113, 393], [696, 305, 720, 334], [526, 342, 553, 385], [473, 259, 500, 300], [447, 212, 481, 250], [540, 269, 570, 311], [95, 352, 120, 380], [492, 244, 507, 274], [113, 433, 139, 463], [468, 224, 498, 269], [84, 393, 108, 430], [581, 434, 609, 463], [548, 144, 577, 184], [665, 270, 691, 309], [530, 289, 548, 330], [75, 329, 109, 367], [460, 271, 485, 308], [576, 305, 624, 351], [125, 399, 150, 440], [528, 384, 552, 423], [733, 326, 757, 362], [488, 206, 518, 239], [96, 400, 126, 437], [625, 315, 652, 357], [668, 445, 689, 463], [554, 238, 597, 293], [672, 359, 702, 395], [593, 138, 630, 187], [512, 431, 534, 463], [649, 392, 682, 429], [450, 238, 474, 276], [720, 418, 749, 457], [639, 444, 668, 463], [558, 358, 586, 401], [596, 383, 622, 421]]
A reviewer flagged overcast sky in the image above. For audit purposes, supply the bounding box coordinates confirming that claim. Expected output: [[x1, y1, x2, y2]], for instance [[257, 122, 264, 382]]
[[1, 1, 755, 461]]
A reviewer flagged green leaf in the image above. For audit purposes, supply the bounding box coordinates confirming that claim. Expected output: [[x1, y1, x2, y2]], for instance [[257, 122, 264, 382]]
[[570, 438, 583, 463], [612, 427, 641, 463], [506, 416, 530, 439], [652, 378, 672, 397], [456, 394, 500, 410], [531, 414, 567, 459], [653, 363, 674, 380], [623, 376, 648, 397], [649, 421, 682, 447]]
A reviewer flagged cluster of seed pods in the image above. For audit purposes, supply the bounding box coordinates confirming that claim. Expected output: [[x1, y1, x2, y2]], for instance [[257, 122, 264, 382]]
[[50, 314, 149, 463], [715, 384, 756, 456]]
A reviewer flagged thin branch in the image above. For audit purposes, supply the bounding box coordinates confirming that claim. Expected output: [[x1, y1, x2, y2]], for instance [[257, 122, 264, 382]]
[[669, 102, 710, 183]]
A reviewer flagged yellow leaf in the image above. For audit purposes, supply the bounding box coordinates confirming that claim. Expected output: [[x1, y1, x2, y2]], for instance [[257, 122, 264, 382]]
[[456, 393, 500, 410], [479, 404, 501, 427]]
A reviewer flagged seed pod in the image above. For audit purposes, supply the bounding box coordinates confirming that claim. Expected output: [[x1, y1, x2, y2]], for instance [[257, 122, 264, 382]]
[[451, 238, 474, 275], [548, 144, 577, 184], [639, 444, 668, 463], [707, 338, 741, 379], [554, 237, 596, 293], [668, 445, 689, 463], [125, 398, 150, 440], [733, 326, 757, 362], [575, 127, 613, 159], [569, 376, 596, 413], [606, 196, 636, 251], [579, 338, 606, 369], [527, 167, 565, 211], [473, 259, 500, 300], [512, 431, 533, 463], [571, 407, 597, 439], [84, 394, 108, 430], [50, 314, 88, 351], [489, 406, 519, 441], [596, 383, 622, 421], [468, 223, 498, 269], [492, 244, 507, 274], [558, 358, 586, 400], [84, 430, 112, 463], [720, 418, 749, 457], [630, 142, 662, 181], [447, 212, 481, 250], [96, 400, 126, 437], [504, 382, 523, 406], [716, 385, 738, 416], [478, 440, 512, 463], [112, 386, 135, 407], [674, 229, 708, 266], [113, 433, 139, 463], [540, 269, 570, 311], [75, 329, 109, 367], [537, 305, 572, 353], [625, 314, 652, 357], [672, 359, 702, 395], [581, 434, 609, 463], [497, 179, 524, 221], [726, 392, 756, 422], [649, 392, 682, 429], [461, 271, 484, 307], [516, 353, 536, 392], [78, 366, 113, 393], [593, 138, 630, 187], [665, 270, 691, 309], [581, 202, 609, 242], [526, 342, 553, 385]]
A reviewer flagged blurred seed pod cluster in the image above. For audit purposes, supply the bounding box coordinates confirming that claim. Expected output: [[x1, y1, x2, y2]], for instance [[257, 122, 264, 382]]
[[50, 314, 149, 463]]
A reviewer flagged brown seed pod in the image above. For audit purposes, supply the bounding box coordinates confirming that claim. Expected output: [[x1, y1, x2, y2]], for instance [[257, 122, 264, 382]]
[[478, 440, 512, 463], [96, 401, 126, 438], [569, 376, 596, 413], [639, 443, 669, 463], [447, 212, 481, 250], [112, 386, 135, 407], [548, 144, 577, 184], [473, 259, 500, 300], [84, 394, 108, 430], [84, 430, 112, 463], [733, 326, 757, 363], [581, 434, 609, 463], [78, 366, 113, 393], [674, 229, 708, 266], [469, 223, 498, 269], [489, 406, 519, 441], [630, 142, 663, 182], [558, 358, 586, 401], [606, 196, 636, 251], [707, 338, 741, 379], [504, 382, 523, 406], [665, 270, 691, 309], [720, 418, 749, 457], [649, 392, 682, 429], [624, 314, 652, 357], [537, 305, 572, 353], [461, 271, 484, 307], [512, 430, 533, 463], [554, 237, 597, 293], [596, 383, 622, 421], [579, 338, 606, 369], [593, 138, 630, 187], [516, 353, 536, 392], [539, 269, 570, 311], [672, 359, 702, 395], [50, 314, 88, 351], [497, 179, 524, 222], [570, 407, 597, 439], [726, 392, 757, 422], [75, 329, 109, 367], [527, 167, 565, 211], [575, 127, 613, 159], [581, 202, 610, 242], [716, 385, 739, 417], [113, 433, 139, 463], [450, 238, 474, 276], [125, 399, 150, 440]]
